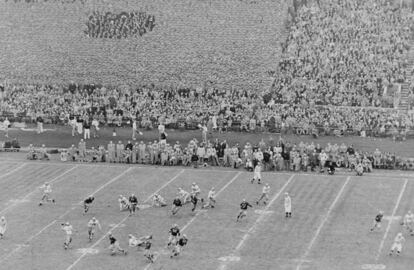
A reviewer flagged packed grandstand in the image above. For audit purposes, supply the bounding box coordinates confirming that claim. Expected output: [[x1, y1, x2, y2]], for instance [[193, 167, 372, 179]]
[[3, 0, 414, 270], [0, 0, 413, 154]]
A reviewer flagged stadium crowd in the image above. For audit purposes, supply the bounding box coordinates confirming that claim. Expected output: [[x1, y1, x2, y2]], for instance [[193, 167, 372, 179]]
[[0, 82, 413, 139], [274, 0, 414, 107]]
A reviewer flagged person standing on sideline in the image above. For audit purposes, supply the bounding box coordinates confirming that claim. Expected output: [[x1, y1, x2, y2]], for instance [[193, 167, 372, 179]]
[[83, 120, 91, 140], [36, 115, 44, 134], [284, 192, 292, 218]]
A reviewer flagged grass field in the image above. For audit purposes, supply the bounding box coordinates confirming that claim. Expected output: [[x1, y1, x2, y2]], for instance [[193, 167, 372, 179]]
[[0, 158, 413, 270]]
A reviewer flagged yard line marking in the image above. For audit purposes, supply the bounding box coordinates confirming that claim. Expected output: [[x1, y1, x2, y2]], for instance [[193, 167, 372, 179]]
[[217, 174, 295, 270], [0, 163, 27, 179], [0, 167, 134, 264], [375, 178, 408, 261], [143, 171, 243, 270], [0, 165, 79, 216], [65, 169, 185, 270], [295, 176, 351, 270]]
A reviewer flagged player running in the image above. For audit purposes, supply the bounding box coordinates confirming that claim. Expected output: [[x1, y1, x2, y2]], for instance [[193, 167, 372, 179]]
[[61, 222, 74, 250], [190, 193, 199, 212], [236, 199, 253, 222], [401, 210, 414, 235], [167, 224, 180, 247], [143, 235, 154, 263], [370, 210, 384, 232], [202, 187, 216, 209], [178, 188, 191, 204], [171, 196, 183, 216], [284, 192, 292, 218], [128, 194, 139, 216], [118, 195, 130, 211], [389, 232, 405, 256], [256, 183, 270, 205], [83, 196, 95, 214], [108, 233, 127, 255], [152, 193, 167, 207], [0, 216, 6, 239], [171, 234, 188, 258], [87, 217, 102, 241], [251, 163, 262, 184], [191, 183, 201, 197], [39, 182, 55, 206]]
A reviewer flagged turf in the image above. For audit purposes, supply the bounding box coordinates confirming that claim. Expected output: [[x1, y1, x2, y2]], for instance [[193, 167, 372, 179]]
[[0, 159, 413, 270]]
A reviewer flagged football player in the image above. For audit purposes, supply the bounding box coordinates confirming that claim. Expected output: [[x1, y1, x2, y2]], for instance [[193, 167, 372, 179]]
[[87, 217, 102, 241], [236, 199, 253, 222]]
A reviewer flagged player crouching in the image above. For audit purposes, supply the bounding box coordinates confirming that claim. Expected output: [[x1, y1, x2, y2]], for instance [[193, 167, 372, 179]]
[[355, 163, 364, 176], [171, 234, 188, 258], [171, 196, 183, 216], [167, 224, 180, 248], [152, 193, 167, 207], [108, 233, 127, 255], [389, 232, 405, 256], [118, 195, 130, 211]]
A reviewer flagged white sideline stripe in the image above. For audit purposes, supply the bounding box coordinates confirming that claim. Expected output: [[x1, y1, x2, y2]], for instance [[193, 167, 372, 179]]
[[375, 178, 408, 261], [295, 176, 351, 270], [0, 167, 134, 264], [0, 165, 79, 216], [65, 169, 185, 270], [144, 171, 243, 270], [217, 174, 295, 270], [0, 163, 27, 179]]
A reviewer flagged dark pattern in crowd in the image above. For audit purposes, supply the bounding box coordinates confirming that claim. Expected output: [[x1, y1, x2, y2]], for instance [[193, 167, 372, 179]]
[[85, 11, 155, 39]]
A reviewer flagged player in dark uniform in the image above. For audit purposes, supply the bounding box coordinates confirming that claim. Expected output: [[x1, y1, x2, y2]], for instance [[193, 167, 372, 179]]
[[167, 224, 180, 247], [171, 196, 183, 215], [83, 196, 95, 214], [128, 194, 139, 216], [236, 199, 253, 222], [370, 210, 384, 232], [190, 193, 199, 212], [171, 234, 188, 258], [143, 236, 155, 263], [108, 233, 127, 255]]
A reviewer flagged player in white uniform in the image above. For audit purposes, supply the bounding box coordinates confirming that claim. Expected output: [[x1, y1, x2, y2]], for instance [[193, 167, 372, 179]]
[[39, 182, 55, 206], [0, 216, 6, 239], [178, 188, 191, 204], [152, 193, 167, 207], [191, 183, 201, 197], [401, 211, 414, 235], [118, 195, 130, 211], [61, 222, 74, 249], [251, 163, 262, 184], [284, 192, 292, 218], [389, 232, 405, 256], [87, 217, 102, 241], [128, 234, 152, 249], [202, 187, 216, 209], [256, 183, 270, 205]]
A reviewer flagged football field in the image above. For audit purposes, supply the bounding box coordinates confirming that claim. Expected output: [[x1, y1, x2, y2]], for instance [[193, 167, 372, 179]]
[[0, 159, 413, 270]]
